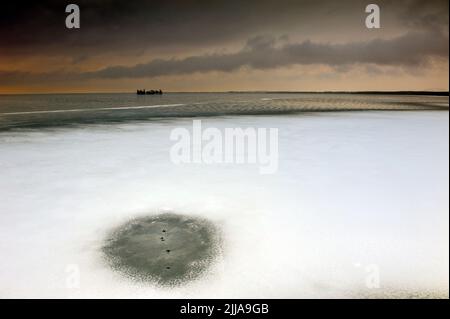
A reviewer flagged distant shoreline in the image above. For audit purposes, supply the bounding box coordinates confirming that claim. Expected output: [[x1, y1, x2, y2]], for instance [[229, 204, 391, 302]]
[[0, 91, 448, 96], [225, 91, 449, 96]]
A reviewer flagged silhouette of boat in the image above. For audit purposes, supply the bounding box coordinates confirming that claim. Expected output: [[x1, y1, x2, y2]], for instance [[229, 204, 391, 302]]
[[137, 89, 163, 95]]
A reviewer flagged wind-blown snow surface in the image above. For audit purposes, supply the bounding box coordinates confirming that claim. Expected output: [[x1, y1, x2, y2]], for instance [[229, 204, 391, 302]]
[[0, 111, 448, 298]]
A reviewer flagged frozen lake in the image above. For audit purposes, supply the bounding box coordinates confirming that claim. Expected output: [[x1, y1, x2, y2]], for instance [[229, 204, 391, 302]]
[[0, 95, 448, 298]]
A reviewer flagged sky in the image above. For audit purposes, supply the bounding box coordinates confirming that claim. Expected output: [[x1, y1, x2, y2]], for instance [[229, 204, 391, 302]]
[[0, 0, 448, 93]]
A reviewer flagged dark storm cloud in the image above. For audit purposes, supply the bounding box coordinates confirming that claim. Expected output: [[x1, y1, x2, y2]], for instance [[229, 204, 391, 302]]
[[1, 0, 448, 56], [90, 31, 448, 79], [0, 29, 447, 85], [395, 0, 449, 30], [0, 0, 316, 54], [0, 0, 448, 88]]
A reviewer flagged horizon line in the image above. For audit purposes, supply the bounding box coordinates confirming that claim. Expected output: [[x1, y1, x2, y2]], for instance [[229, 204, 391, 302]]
[[0, 90, 448, 96]]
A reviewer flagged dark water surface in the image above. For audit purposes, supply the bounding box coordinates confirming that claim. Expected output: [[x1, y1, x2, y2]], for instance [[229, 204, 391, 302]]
[[0, 93, 447, 131]]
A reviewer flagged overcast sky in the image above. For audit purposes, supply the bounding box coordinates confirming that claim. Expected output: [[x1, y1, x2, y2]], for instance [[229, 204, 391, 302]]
[[0, 0, 448, 93]]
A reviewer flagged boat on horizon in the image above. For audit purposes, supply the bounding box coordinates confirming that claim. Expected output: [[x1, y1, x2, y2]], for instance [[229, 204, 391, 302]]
[[137, 89, 163, 95]]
